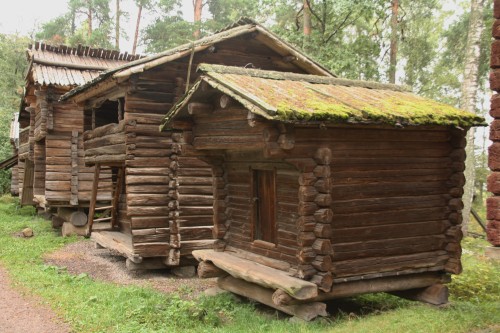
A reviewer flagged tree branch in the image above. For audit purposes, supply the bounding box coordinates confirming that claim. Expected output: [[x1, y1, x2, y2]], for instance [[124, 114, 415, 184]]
[[324, 10, 354, 44], [305, 0, 325, 33]]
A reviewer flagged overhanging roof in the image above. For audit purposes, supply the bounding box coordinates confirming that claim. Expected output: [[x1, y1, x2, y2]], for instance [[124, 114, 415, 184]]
[[161, 64, 486, 129], [60, 18, 334, 103]]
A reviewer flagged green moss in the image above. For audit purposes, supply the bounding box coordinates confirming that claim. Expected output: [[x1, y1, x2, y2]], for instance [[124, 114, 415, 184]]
[[274, 92, 485, 127]]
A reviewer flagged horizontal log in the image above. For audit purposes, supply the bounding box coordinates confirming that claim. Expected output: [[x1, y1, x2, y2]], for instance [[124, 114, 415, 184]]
[[332, 250, 449, 277], [84, 132, 126, 150], [85, 144, 126, 157], [332, 235, 447, 261], [218, 276, 327, 321], [83, 121, 125, 140]]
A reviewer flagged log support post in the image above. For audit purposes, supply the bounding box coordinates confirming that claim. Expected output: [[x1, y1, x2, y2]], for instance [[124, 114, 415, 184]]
[[391, 283, 449, 306], [218, 276, 327, 321]]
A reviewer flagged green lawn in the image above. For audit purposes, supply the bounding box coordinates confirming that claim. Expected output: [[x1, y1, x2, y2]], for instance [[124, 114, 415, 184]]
[[0, 195, 498, 333]]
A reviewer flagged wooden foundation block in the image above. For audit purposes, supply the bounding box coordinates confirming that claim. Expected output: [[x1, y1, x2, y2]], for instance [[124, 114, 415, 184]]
[[218, 276, 328, 321], [126, 258, 167, 271], [61, 222, 87, 237], [198, 261, 227, 278], [172, 266, 197, 278], [58, 207, 87, 226], [391, 283, 449, 305]]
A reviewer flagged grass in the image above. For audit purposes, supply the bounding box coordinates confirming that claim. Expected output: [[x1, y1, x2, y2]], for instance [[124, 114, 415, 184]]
[[0, 195, 499, 333]]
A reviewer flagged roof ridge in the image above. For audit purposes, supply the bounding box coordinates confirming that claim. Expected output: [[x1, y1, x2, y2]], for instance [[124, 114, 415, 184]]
[[197, 64, 410, 92], [28, 42, 143, 61]]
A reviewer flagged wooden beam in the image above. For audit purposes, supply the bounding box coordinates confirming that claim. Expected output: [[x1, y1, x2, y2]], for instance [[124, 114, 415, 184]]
[[218, 276, 327, 321], [193, 250, 318, 300], [391, 283, 449, 305]]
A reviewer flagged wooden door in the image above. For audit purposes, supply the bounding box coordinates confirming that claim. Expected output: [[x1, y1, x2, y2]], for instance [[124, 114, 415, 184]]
[[252, 169, 276, 243]]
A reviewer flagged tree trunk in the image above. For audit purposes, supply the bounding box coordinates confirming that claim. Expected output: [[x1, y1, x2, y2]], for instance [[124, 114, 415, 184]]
[[87, 0, 93, 37], [115, 0, 120, 50], [460, 0, 486, 235], [193, 0, 203, 39], [132, 4, 142, 55], [388, 0, 399, 84], [303, 0, 312, 51]]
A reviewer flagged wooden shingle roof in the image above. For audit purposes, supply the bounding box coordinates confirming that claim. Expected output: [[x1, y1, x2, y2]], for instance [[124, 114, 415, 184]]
[[27, 42, 141, 87], [161, 64, 486, 129]]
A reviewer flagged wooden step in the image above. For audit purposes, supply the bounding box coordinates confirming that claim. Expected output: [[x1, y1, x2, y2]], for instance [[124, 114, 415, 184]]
[[95, 205, 113, 211], [92, 223, 113, 231], [94, 217, 112, 222]]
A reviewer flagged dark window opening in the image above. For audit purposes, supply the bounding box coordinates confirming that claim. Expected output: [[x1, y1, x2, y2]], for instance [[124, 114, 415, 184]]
[[84, 100, 121, 131], [252, 169, 277, 244]]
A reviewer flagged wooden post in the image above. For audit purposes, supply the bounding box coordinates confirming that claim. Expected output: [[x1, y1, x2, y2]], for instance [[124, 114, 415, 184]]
[[391, 284, 449, 305], [87, 163, 101, 236], [111, 166, 124, 228]]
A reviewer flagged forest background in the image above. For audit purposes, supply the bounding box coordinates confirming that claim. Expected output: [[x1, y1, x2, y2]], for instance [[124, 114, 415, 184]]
[[0, 0, 493, 230]]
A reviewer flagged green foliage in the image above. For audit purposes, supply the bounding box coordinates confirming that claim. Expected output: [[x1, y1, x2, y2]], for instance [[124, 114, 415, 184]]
[[0, 34, 28, 193], [449, 238, 500, 302], [36, 0, 115, 49]]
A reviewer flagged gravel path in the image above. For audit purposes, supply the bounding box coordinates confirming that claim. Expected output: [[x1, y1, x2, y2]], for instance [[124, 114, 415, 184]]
[[0, 265, 70, 333], [44, 240, 217, 298]]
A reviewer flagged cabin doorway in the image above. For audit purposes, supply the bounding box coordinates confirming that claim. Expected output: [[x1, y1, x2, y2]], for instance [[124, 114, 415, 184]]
[[251, 169, 277, 244]]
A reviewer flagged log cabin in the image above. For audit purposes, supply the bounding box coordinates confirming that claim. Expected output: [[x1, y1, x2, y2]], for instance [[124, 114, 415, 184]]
[[59, 18, 333, 270], [160, 64, 486, 320], [17, 42, 140, 222]]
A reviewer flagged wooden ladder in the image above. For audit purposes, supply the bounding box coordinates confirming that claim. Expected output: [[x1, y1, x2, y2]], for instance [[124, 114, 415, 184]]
[[87, 163, 124, 236]]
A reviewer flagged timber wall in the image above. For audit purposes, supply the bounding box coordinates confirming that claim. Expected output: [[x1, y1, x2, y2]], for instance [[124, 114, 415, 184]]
[[120, 34, 312, 260], [187, 101, 466, 286], [488, 0, 500, 246], [31, 86, 103, 206]]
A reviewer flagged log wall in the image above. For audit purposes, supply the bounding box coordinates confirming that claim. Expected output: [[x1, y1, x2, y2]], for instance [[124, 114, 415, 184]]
[[117, 35, 312, 260], [488, 0, 500, 246], [187, 100, 466, 287], [292, 127, 466, 284], [33, 140, 45, 197]]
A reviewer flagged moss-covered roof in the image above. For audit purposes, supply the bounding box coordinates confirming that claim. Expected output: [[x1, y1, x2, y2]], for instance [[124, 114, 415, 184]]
[[160, 64, 486, 130]]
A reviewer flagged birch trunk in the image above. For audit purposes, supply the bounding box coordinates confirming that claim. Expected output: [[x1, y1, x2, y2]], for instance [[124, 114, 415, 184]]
[[460, 0, 486, 234], [115, 0, 120, 50]]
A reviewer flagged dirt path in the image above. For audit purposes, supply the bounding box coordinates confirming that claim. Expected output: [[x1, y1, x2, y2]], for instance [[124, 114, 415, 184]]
[[44, 240, 216, 297], [0, 265, 70, 333]]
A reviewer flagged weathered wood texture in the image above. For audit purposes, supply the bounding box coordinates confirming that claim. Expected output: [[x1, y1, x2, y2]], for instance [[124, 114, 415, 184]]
[[488, 4, 500, 246], [193, 249, 318, 300], [90, 35, 314, 263], [295, 127, 464, 280], [188, 102, 466, 285]]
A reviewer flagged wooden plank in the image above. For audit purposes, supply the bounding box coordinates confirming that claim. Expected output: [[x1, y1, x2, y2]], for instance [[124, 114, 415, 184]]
[[193, 249, 318, 300], [91, 231, 134, 258]]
